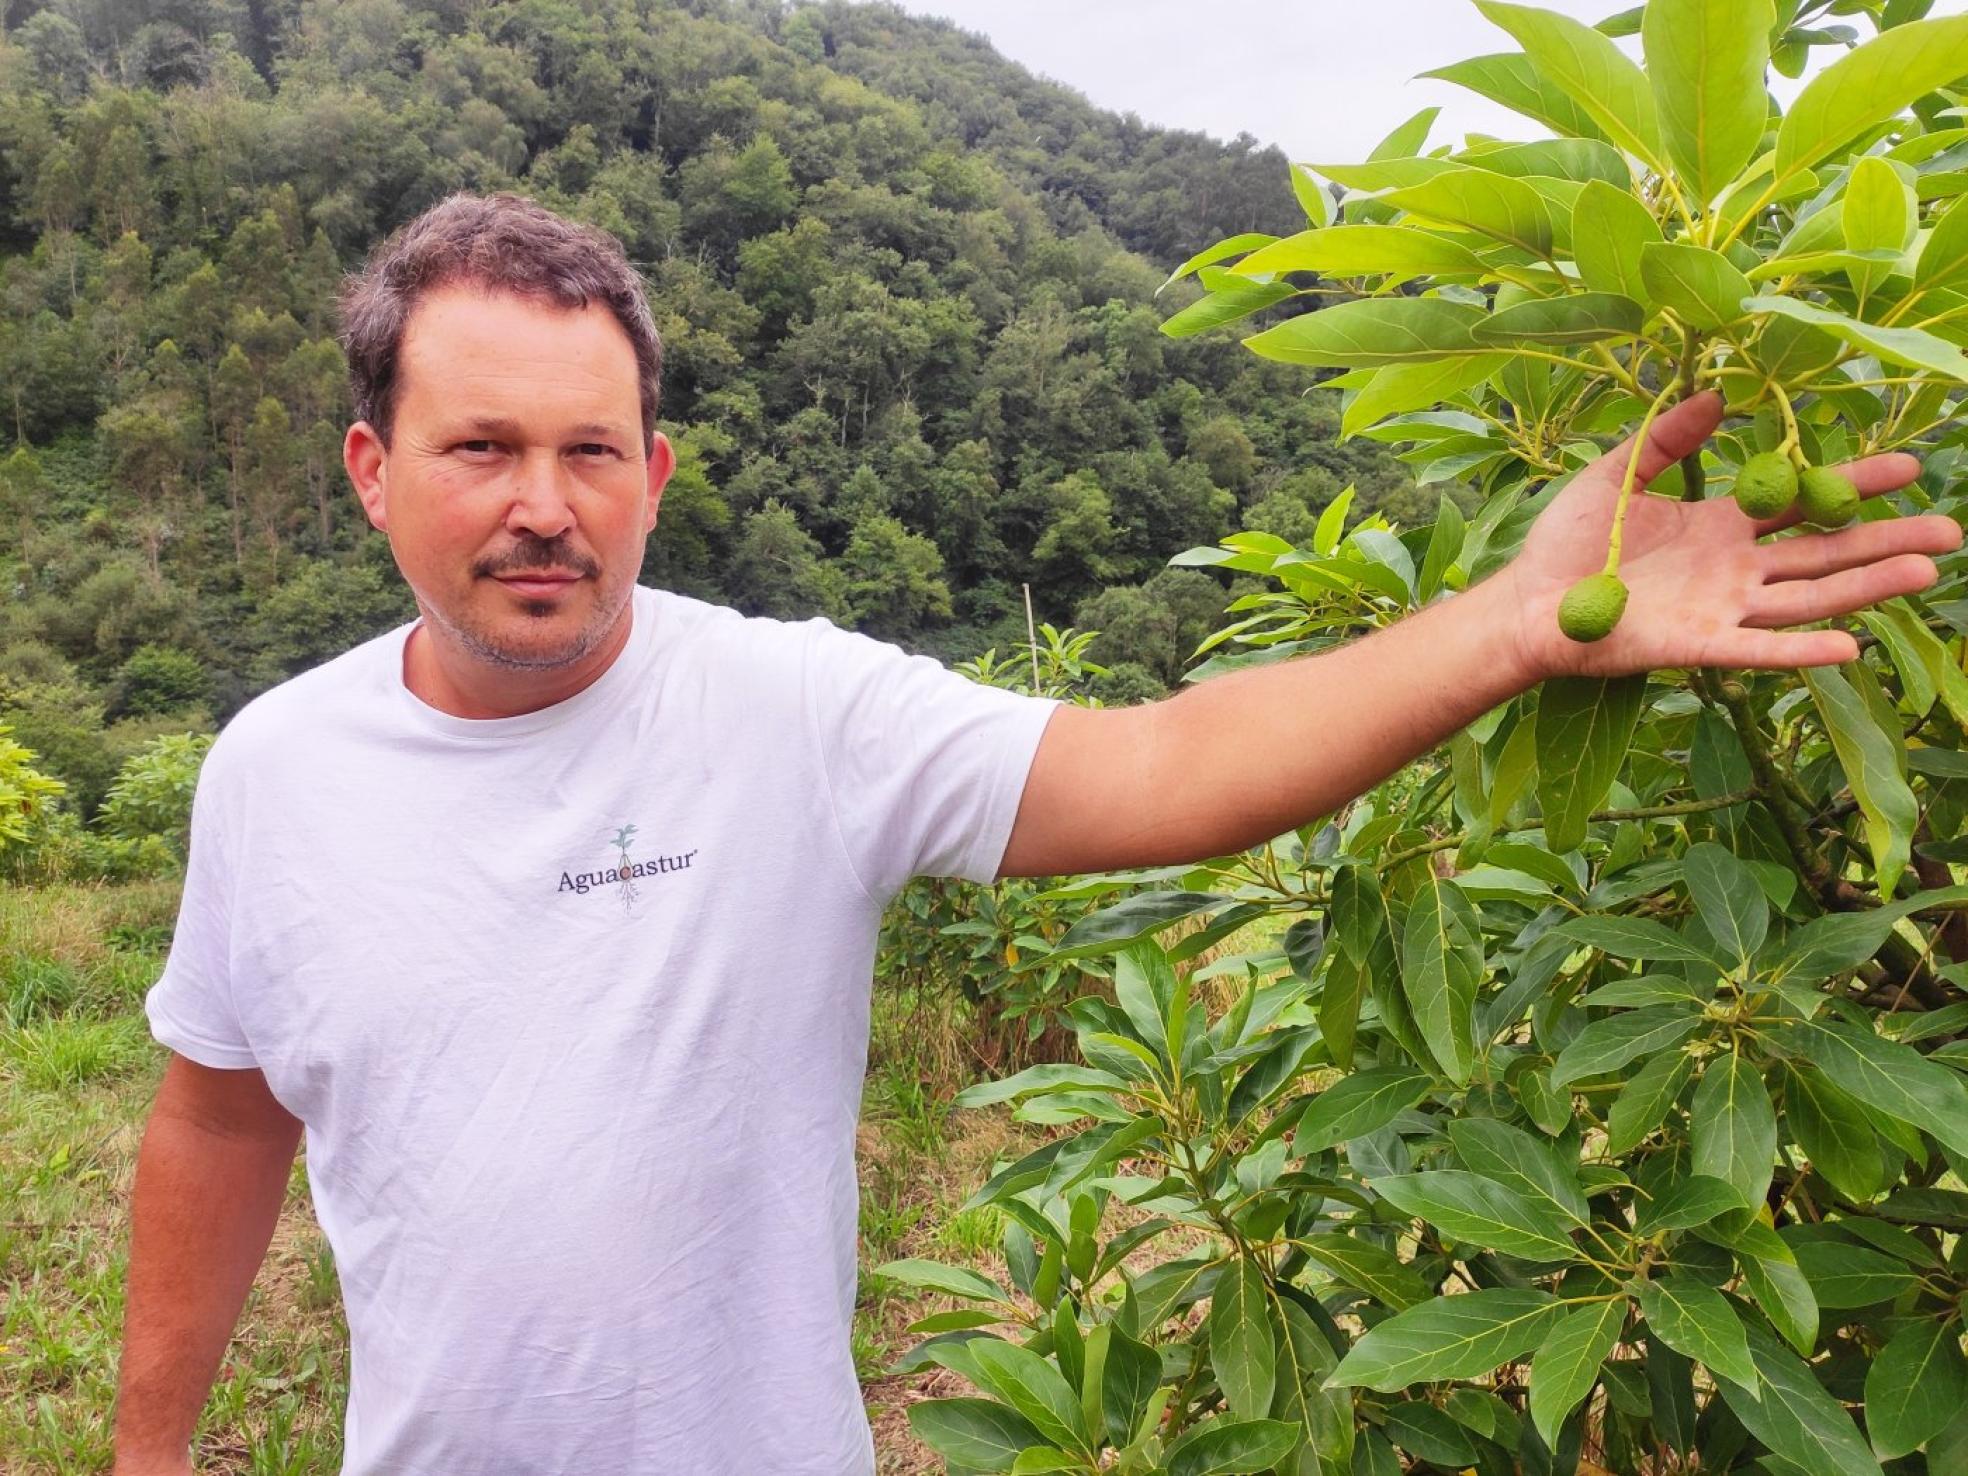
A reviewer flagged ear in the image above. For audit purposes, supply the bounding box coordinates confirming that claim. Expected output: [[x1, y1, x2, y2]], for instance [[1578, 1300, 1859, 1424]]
[[643, 431, 676, 536], [345, 422, 389, 532]]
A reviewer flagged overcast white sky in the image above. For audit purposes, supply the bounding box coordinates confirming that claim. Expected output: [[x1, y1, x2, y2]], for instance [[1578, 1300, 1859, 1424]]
[[896, 1, 1967, 164]]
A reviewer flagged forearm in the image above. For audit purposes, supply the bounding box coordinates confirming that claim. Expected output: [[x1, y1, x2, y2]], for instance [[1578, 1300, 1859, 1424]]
[[1135, 565, 1543, 863], [114, 1097, 300, 1470]]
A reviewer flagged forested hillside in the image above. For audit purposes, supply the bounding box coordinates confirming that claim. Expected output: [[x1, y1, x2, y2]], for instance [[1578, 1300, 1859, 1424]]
[[0, 0, 1418, 823]]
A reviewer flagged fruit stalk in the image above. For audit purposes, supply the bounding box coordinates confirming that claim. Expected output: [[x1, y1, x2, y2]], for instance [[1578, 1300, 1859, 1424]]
[[1604, 379, 1682, 575]]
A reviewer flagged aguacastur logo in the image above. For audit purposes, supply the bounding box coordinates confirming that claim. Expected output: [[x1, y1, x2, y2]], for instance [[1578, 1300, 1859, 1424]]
[[558, 822, 698, 913]]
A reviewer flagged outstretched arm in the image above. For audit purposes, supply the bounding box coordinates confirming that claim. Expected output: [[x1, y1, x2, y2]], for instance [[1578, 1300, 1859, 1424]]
[[997, 392, 1963, 879]]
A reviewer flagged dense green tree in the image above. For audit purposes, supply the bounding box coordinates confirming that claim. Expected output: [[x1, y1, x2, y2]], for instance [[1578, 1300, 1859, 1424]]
[[839, 511, 950, 639], [724, 499, 846, 622]]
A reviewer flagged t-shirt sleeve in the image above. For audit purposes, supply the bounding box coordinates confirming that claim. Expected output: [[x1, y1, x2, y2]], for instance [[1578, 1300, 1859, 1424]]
[[144, 735, 259, 1069], [803, 617, 1062, 902]]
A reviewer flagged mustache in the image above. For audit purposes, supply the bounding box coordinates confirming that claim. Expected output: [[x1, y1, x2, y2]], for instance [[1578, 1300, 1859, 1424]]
[[474, 536, 600, 579]]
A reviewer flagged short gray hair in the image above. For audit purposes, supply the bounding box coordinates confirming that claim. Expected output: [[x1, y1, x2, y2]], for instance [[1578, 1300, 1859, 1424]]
[[336, 191, 663, 451]]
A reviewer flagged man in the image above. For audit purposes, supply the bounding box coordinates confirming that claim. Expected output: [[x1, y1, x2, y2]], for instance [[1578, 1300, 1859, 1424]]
[[115, 191, 1960, 1474]]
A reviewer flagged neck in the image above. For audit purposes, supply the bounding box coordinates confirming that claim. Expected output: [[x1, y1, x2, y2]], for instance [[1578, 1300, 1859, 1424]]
[[401, 600, 636, 720]]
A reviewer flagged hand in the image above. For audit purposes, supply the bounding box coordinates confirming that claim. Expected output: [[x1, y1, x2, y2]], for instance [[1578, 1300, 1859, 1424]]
[[1499, 390, 1964, 681]]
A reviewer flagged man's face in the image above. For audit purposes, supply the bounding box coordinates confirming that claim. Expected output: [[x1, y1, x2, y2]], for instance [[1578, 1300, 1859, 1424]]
[[346, 283, 674, 671]]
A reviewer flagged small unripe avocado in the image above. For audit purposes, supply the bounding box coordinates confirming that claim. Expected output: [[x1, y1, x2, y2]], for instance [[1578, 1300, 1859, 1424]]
[[1796, 465, 1859, 527], [1558, 572, 1629, 643], [1733, 452, 1798, 519]]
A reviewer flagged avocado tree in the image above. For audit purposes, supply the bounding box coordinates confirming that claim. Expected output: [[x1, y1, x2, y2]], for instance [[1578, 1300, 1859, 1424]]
[[881, 4, 1968, 1473]]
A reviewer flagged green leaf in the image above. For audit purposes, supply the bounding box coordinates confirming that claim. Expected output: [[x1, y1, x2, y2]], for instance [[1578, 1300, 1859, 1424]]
[[907, 1398, 1049, 1472], [1293, 1066, 1434, 1152], [1747, 246, 1907, 283], [1007, 1450, 1080, 1475], [1289, 164, 1334, 228], [1474, 291, 1644, 344], [1636, 1278, 1756, 1388], [1050, 892, 1232, 963], [1682, 841, 1768, 963], [1449, 1117, 1589, 1224], [955, 1064, 1133, 1110], [967, 1337, 1093, 1455], [1916, 196, 1968, 293], [1777, 1018, 1968, 1158], [1550, 1006, 1704, 1088], [1534, 674, 1644, 853], [1475, 2, 1664, 169], [1606, 1048, 1694, 1153], [1529, 1299, 1625, 1449], [1382, 1402, 1477, 1466], [1555, 913, 1715, 964], [1776, 15, 1968, 181], [1160, 233, 1280, 293], [1459, 136, 1630, 187], [1804, 664, 1918, 898], [1636, 1174, 1746, 1233], [1327, 1288, 1564, 1392], [1640, 242, 1755, 330], [1729, 1219, 1819, 1356], [1272, 1298, 1352, 1472], [1372, 1171, 1580, 1260], [1399, 873, 1484, 1083], [1160, 278, 1296, 339], [1692, 1050, 1777, 1210], [1844, 156, 1916, 298], [1378, 168, 1555, 255], [1342, 355, 1510, 439], [1784, 1064, 1888, 1202], [875, 1258, 1012, 1303], [1715, 1323, 1886, 1476], [1370, 106, 1441, 162], [1642, 0, 1774, 203], [1749, 293, 1968, 381], [1100, 1323, 1162, 1448], [1208, 1259, 1277, 1416], [1295, 1232, 1432, 1311], [1773, 910, 1901, 979], [1163, 1417, 1303, 1476], [1421, 52, 1613, 145], [1230, 224, 1488, 282], [1865, 1318, 1968, 1459], [1244, 297, 1489, 368], [1790, 1239, 1919, 1308]]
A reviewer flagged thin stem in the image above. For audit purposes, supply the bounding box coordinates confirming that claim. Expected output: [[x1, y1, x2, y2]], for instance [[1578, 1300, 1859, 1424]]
[[1605, 379, 1683, 575]]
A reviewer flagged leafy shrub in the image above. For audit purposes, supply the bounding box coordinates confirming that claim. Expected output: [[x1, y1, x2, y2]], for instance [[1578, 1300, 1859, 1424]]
[[892, 6, 1968, 1473], [114, 643, 212, 717], [97, 731, 213, 860]]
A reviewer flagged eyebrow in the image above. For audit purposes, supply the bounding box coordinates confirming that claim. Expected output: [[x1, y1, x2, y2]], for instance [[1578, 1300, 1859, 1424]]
[[451, 416, 629, 441]]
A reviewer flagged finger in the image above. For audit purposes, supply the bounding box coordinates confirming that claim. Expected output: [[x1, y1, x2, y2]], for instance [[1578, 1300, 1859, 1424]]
[[1609, 390, 1725, 489], [1758, 513, 1964, 581], [1751, 452, 1925, 535], [1699, 627, 1861, 670], [1746, 552, 1941, 626]]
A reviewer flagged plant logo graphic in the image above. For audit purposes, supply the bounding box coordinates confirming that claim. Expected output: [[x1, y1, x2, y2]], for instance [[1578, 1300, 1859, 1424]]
[[554, 823, 698, 905], [610, 822, 640, 913]]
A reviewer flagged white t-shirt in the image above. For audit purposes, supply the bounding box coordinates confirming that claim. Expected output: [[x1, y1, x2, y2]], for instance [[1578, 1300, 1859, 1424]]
[[145, 582, 1061, 1475]]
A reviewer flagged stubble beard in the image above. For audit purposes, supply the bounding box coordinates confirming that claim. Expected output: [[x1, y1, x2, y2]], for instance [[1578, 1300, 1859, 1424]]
[[426, 572, 630, 671]]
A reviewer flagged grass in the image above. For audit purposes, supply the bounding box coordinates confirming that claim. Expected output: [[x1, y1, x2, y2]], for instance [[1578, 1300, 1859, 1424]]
[[0, 878, 1073, 1474]]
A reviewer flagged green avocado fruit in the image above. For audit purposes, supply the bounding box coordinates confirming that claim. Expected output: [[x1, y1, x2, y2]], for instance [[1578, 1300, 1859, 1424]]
[[1732, 451, 1798, 519], [1796, 465, 1859, 527], [1558, 572, 1629, 643]]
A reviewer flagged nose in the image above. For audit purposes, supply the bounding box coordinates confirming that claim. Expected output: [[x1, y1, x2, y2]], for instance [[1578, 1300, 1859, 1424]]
[[504, 449, 576, 540]]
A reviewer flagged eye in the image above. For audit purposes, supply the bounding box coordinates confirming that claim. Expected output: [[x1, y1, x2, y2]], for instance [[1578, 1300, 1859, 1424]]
[[574, 443, 618, 458], [455, 440, 498, 455]]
